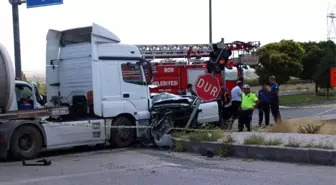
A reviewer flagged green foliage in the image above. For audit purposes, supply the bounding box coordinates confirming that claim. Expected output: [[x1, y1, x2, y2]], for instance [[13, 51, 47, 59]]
[[174, 141, 185, 152], [36, 82, 46, 95], [216, 145, 233, 157], [243, 134, 265, 145], [313, 47, 336, 89], [243, 134, 282, 146], [299, 42, 324, 80], [256, 40, 304, 85], [285, 140, 301, 148], [263, 138, 283, 146], [188, 130, 223, 142], [304, 142, 334, 149]]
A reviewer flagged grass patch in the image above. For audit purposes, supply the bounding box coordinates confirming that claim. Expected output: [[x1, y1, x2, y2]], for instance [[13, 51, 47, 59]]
[[223, 134, 235, 143], [303, 142, 334, 150], [172, 129, 224, 142], [243, 134, 283, 146], [188, 130, 223, 142], [171, 131, 186, 138], [243, 134, 266, 145], [216, 145, 233, 157], [174, 140, 185, 152], [285, 140, 301, 148], [264, 138, 283, 146], [279, 93, 336, 105]]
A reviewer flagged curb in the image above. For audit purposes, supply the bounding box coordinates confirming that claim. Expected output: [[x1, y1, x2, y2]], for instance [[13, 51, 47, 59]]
[[171, 137, 336, 166]]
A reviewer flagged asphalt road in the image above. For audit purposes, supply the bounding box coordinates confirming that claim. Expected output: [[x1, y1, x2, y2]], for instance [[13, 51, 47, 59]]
[[0, 149, 335, 185], [250, 103, 336, 125]]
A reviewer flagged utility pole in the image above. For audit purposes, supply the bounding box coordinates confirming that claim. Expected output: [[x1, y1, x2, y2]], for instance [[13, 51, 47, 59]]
[[10, 0, 23, 80], [209, 0, 212, 44]]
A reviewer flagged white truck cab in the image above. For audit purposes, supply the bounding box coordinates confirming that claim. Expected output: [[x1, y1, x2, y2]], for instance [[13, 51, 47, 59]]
[[0, 23, 155, 160], [46, 23, 151, 120]]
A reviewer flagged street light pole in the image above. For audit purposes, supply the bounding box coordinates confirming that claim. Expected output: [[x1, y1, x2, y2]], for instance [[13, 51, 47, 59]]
[[10, 0, 22, 80], [209, 0, 212, 44]]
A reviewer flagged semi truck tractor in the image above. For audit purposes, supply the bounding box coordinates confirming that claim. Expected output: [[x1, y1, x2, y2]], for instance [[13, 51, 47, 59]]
[[0, 23, 164, 160]]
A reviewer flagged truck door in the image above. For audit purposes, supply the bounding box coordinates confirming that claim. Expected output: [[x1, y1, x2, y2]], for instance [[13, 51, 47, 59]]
[[120, 61, 149, 120]]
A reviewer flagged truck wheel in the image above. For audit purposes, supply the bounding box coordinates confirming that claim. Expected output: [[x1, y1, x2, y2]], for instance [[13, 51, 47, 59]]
[[110, 116, 135, 148], [10, 125, 43, 160]]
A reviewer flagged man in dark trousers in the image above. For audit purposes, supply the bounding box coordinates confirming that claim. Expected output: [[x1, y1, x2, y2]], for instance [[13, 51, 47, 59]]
[[258, 83, 270, 127], [230, 81, 243, 123], [179, 83, 196, 96], [269, 76, 282, 123], [239, 84, 259, 132]]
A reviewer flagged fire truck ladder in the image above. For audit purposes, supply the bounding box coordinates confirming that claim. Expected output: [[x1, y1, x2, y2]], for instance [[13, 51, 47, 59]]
[[137, 40, 261, 60]]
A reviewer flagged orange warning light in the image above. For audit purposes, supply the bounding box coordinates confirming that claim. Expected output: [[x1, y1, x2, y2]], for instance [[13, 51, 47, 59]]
[[219, 60, 225, 65], [331, 68, 336, 88]]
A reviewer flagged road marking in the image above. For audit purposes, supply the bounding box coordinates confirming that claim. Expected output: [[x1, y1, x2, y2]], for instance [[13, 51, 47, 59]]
[[316, 107, 336, 116]]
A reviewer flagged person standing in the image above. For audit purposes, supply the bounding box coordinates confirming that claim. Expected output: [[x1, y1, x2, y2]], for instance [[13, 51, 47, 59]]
[[258, 83, 270, 127], [269, 76, 282, 123], [179, 83, 196, 96], [239, 84, 259, 132], [231, 81, 243, 122]]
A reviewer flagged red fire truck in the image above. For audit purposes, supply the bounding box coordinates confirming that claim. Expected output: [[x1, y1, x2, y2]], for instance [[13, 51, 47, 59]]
[[137, 40, 260, 94]]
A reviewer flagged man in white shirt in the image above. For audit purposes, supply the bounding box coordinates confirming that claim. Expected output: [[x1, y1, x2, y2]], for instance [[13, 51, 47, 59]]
[[231, 81, 243, 122]]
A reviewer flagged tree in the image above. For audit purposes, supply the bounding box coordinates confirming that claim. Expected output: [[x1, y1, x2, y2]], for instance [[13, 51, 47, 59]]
[[255, 40, 304, 85], [313, 48, 336, 98], [299, 42, 324, 81], [36, 82, 46, 95]]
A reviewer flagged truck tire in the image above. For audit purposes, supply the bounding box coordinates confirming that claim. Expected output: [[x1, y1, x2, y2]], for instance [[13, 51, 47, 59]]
[[10, 125, 43, 160], [110, 116, 135, 148]]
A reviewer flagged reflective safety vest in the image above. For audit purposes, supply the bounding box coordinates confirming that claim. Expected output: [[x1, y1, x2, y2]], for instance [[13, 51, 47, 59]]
[[241, 93, 258, 110]]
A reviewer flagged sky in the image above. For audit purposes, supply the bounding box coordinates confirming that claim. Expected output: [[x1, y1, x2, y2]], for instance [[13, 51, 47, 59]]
[[0, 0, 335, 74]]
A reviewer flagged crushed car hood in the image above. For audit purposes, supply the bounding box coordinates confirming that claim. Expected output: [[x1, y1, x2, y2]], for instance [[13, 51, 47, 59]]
[[152, 98, 191, 106]]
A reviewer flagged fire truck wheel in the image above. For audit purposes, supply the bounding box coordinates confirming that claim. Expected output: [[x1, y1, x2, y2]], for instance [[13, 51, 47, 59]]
[[10, 125, 43, 160], [110, 116, 136, 148]]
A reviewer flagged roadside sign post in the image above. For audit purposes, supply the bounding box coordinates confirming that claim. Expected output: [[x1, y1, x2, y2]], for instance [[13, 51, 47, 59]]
[[184, 74, 221, 129], [8, 0, 63, 79]]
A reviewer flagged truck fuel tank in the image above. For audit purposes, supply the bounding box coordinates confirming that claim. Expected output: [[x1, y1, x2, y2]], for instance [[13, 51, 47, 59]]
[[0, 43, 15, 113]]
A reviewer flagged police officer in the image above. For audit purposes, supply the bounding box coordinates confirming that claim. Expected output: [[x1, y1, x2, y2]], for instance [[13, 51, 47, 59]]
[[269, 76, 282, 123], [239, 84, 259, 132], [258, 83, 270, 127]]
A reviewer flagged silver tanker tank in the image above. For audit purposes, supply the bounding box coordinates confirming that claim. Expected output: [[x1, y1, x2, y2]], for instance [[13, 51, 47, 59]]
[[0, 43, 15, 113]]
